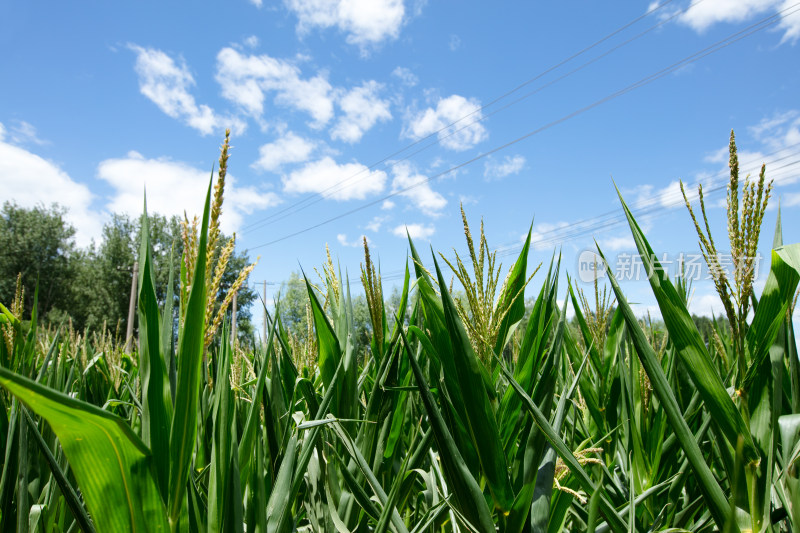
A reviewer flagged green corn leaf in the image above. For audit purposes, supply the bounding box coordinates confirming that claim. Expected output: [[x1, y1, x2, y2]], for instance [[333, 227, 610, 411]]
[[778, 414, 800, 530], [328, 419, 410, 533], [137, 199, 172, 501], [511, 321, 589, 533], [595, 244, 733, 532], [493, 223, 533, 359], [238, 316, 279, 486], [209, 323, 241, 532], [22, 407, 96, 533], [0, 366, 169, 532], [268, 360, 344, 532], [374, 443, 411, 533], [161, 242, 177, 406], [614, 186, 759, 466], [304, 275, 344, 415], [167, 175, 212, 530], [408, 238, 480, 476], [266, 434, 297, 533], [327, 445, 381, 522], [498, 258, 559, 452], [743, 245, 800, 386], [493, 349, 629, 533], [398, 324, 496, 532], [431, 254, 514, 511]]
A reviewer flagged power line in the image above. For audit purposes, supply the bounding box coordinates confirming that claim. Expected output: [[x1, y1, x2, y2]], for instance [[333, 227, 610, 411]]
[[500, 158, 800, 257], [239, 0, 686, 235], [492, 146, 800, 250], [374, 149, 800, 282], [251, 0, 708, 233], [255, 149, 799, 286], [245, 4, 800, 252], [248, 152, 799, 288]]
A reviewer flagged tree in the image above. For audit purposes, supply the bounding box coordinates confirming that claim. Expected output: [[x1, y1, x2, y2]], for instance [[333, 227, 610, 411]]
[[0, 202, 77, 319], [0, 202, 258, 344], [75, 212, 183, 336], [691, 314, 724, 345], [276, 272, 312, 343], [93, 212, 257, 345], [275, 271, 378, 363]]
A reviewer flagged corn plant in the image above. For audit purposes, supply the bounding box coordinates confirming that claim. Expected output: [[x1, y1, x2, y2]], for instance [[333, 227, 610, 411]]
[[0, 132, 798, 532]]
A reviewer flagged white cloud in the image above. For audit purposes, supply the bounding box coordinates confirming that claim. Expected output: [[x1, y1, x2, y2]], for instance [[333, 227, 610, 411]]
[[680, 0, 776, 31], [779, 192, 800, 207], [283, 156, 387, 200], [244, 35, 260, 48], [366, 215, 388, 231], [704, 146, 728, 164], [382, 199, 396, 210], [404, 94, 488, 151], [0, 139, 100, 247], [448, 34, 461, 51], [253, 132, 315, 172], [392, 223, 434, 240], [97, 152, 280, 235], [688, 290, 727, 317], [390, 161, 446, 216], [4, 120, 48, 146], [597, 235, 635, 252], [750, 110, 800, 149], [391, 66, 418, 87], [129, 45, 241, 135], [337, 233, 368, 247], [701, 112, 800, 194], [484, 154, 525, 180], [677, 0, 800, 43], [656, 180, 698, 208], [216, 47, 334, 127], [0, 123, 5, 141], [285, 0, 406, 50], [331, 81, 392, 142], [249, 0, 263, 7], [627, 111, 800, 225], [531, 221, 569, 250], [778, 0, 800, 42]]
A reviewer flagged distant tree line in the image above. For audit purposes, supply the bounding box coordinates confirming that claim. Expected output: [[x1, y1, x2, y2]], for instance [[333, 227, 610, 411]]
[[0, 201, 257, 343], [1, 201, 728, 354], [273, 271, 414, 364]]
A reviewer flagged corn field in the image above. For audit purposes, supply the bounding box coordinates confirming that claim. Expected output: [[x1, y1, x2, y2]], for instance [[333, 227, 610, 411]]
[[0, 133, 799, 532]]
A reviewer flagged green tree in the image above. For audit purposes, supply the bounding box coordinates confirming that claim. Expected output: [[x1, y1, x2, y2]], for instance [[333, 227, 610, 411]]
[[0, 202, 77, 318], [0, 202, 258, 342], [275, 270, 378, 361], [94, 212, 257, 345], [276, 271, 312, 343], [77, 212, 181, 336]]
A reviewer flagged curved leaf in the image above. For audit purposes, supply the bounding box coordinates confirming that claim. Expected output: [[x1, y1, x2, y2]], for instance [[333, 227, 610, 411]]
[[0, 367, 168, 532]]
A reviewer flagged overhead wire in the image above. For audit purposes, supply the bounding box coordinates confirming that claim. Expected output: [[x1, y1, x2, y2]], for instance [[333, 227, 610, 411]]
[[494, 147, 800, 254], [256, 0, 711, 230], [239, 0, 685, 235], [245, 3, 800, 253], [374, 148, 800, 281]]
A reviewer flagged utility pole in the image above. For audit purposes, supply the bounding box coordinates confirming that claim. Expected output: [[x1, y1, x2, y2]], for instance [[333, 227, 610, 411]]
[[231, 290, 238, 347], [125, 261, 139, 353]]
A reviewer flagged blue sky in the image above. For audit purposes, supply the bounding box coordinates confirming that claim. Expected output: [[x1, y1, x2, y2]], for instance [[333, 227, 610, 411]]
[[1, 0, 799, 320]]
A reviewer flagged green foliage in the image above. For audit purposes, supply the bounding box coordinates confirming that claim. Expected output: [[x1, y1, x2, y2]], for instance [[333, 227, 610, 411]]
[[1, 133, 798, 532], [0, 205, 257, 344], [277, 270, 373, 364], [0, 202, 76, 319]]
